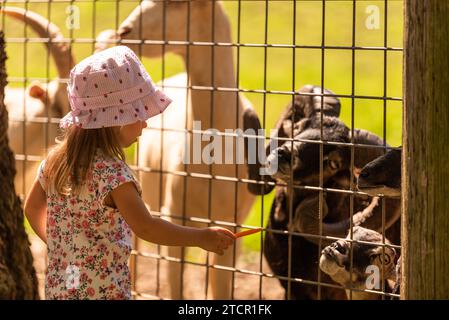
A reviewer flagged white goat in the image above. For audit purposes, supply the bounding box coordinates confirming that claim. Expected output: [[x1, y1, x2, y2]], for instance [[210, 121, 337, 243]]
[[96, 1, 257, 299], [2, 7, 74, 195]]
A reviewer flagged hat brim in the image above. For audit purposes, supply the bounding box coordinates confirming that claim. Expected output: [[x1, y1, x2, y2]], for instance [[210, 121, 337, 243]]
[[60, 90, 172, 129]]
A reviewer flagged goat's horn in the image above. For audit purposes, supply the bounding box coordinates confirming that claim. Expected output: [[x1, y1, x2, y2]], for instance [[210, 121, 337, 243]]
[[294, 196, 346, 245], [1, 6, 75, 79], [293, 196, 381, 245], [300, 219, 352, 246], [326, 197, 383, 238], [351, 197, 379, 227], [329, 197, 383, 235]]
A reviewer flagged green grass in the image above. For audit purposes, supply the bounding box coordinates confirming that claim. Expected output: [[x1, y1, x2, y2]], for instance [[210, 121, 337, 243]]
[[3, 1, 403, 251]]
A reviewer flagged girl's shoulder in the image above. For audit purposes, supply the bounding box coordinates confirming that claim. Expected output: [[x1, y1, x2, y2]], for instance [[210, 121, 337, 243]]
[[93, 149, 142, 195], [93, 149, 130, 174]]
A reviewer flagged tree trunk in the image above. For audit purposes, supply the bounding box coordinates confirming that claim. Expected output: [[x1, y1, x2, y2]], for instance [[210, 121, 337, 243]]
[[402, 1, 449, 299], [0, 31, 39, 299]]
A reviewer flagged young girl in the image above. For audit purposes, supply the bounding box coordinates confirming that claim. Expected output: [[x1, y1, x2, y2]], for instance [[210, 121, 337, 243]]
[[24, 46, 235, 300]]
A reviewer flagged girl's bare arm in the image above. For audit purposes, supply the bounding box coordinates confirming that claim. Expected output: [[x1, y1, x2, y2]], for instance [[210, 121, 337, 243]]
[[24, 179, 48, 244], [110, 182, 235, 255]]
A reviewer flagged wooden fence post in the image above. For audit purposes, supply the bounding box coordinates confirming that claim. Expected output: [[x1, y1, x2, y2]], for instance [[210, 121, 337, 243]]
[[402, 1, 449, 299]]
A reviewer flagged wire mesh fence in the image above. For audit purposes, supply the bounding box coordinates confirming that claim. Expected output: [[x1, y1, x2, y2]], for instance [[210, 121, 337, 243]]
[[1, 0, 403, 300]]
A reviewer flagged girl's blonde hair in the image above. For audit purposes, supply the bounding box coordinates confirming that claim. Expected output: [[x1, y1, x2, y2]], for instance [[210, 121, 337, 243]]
[[45, 125, 125, 195]]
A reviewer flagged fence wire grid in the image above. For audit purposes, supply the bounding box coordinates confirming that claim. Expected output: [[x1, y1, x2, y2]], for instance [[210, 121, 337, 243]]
[[1, 0, 403, 300]]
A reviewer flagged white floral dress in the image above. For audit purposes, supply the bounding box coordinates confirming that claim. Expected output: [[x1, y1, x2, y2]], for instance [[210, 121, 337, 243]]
[[38, 149, 141, 300]]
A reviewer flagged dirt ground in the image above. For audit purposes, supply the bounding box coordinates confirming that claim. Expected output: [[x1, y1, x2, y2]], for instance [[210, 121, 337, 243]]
[[30, 235, 284, 300]]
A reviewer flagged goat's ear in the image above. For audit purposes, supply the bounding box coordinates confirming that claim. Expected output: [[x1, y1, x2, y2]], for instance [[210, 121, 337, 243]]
[[292, 85, 341, 119], [309, 85, 341, 118], [243, 106, 275, 195], [28, 82, 47, 101], [271, 85, 341, 143], [117, 25, 132, 37]]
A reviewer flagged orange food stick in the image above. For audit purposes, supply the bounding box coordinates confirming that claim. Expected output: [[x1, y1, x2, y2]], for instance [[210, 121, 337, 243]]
[[235, 228, 263, 238]]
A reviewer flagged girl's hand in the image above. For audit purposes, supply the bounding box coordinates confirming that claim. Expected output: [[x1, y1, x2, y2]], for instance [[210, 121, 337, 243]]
[[199, 227, 236, 255]]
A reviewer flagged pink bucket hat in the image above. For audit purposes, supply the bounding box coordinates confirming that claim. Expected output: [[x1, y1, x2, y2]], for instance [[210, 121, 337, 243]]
[[60, 46, 172, 129]]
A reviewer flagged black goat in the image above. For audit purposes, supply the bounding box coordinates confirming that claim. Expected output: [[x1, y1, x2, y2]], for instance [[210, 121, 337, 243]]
[[358, 148, 402, 198], [243, 85, 401, 299]]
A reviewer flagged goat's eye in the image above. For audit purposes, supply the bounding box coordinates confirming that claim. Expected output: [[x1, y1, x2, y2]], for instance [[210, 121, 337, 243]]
[[329, 159, 339, 170], [372, 254, 391, 265]]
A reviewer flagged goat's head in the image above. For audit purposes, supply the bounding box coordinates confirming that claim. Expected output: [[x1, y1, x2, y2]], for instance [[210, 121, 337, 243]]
[[266, 115, 351, 186], [319, 226, 397, 296], [95, 0, 229, 58], [357, 148, 402, 198], [243, 85, 343, 195], [2, 7, 75, 117]]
